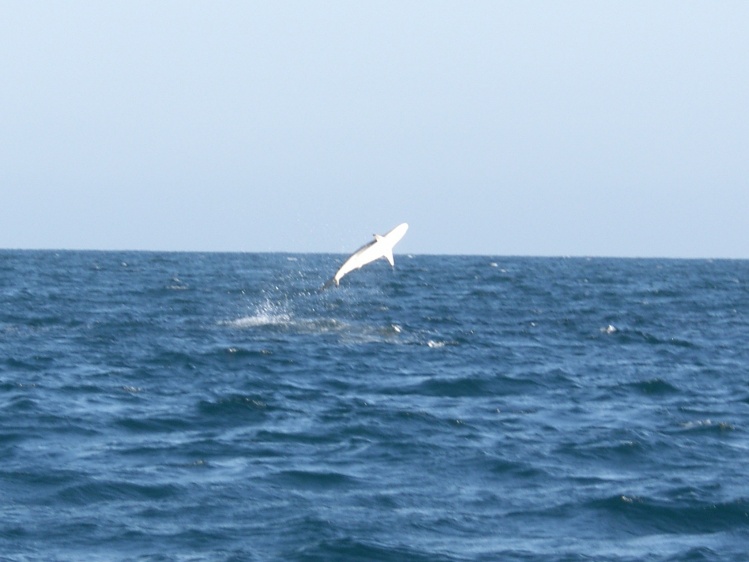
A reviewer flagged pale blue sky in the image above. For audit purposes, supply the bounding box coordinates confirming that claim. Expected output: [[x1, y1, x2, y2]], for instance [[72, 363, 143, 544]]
[[2, 2, 747, 257]]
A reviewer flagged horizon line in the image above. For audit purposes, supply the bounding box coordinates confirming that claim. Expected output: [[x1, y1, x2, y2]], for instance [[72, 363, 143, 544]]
[[1, 247, 747, 261]]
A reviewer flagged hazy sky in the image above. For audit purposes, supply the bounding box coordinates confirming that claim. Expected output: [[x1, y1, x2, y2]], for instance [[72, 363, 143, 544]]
[[2, 2, 747, 257]]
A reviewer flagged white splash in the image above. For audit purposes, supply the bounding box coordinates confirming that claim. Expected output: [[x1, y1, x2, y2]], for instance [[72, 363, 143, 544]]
[[226, 300, 292, 328]]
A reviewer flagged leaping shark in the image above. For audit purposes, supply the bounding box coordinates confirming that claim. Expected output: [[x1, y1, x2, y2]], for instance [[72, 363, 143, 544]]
[[324, 223, 409, 288]]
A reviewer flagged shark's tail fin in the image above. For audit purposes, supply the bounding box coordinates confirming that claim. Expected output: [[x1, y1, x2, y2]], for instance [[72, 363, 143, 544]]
[[321, 277, 339, 290]]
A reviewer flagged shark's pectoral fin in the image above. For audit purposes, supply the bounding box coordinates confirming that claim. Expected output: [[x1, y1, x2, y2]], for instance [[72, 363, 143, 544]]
[[384, 249, 395, 267]]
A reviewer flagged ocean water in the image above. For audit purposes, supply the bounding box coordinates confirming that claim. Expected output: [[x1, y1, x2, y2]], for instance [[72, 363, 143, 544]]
[[1, 250, 748, 561]]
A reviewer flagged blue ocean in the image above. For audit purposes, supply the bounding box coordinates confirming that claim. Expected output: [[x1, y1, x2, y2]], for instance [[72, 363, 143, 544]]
[[1, 250, 748, 561]]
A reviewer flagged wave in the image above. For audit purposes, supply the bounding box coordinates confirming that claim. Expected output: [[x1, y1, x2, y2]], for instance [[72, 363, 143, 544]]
[[56, 479, 182, 505], [406, 373, 542, 398], [269, 469, 360, 490], [622, 378, 681, 395], [197, 394, 270, 420], [600, 325, 698, 348], [588, 494, 749, 535], [677, 419, 736, 434], [291, 536, 458, 562]]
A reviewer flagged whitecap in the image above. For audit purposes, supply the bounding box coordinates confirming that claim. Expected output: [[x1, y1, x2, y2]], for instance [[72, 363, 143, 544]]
[[167, 277, 189, 290], [681, 419, 735, 431]]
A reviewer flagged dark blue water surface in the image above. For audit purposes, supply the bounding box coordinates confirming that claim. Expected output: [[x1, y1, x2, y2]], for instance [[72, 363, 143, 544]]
[[1, 251, 748, 561]]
